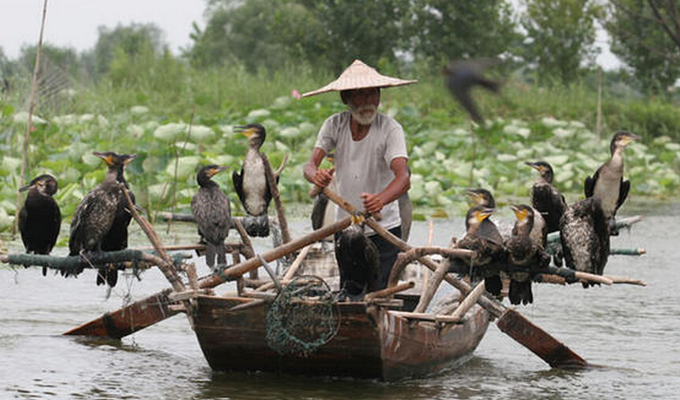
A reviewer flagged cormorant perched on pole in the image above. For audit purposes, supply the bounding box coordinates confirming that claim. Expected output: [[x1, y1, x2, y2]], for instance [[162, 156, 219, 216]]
[[18, 174, 61, 275], [506, 205, 550, 305], [69, 152, 132, 278], [192, 165, 232, 269], [560, 197, 610, 288], [444, 58, 501, 124], [451, 205, 505, 296], [232, 123, 275, 237], [98, 153, 137, 287], [334, 218, 381, 301], [525, 161, 566, 234], [584, 131, 640, 234]]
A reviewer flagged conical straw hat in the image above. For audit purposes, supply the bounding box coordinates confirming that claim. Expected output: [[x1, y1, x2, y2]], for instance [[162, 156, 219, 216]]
[[302, 59, 417, 98]]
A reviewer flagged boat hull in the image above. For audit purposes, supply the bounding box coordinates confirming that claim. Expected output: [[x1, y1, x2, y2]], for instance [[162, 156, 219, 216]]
[[193, 295, 490, 380]]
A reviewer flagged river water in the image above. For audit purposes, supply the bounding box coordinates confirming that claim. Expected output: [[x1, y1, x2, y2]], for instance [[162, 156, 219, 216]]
[[1, 203, 679, 400]]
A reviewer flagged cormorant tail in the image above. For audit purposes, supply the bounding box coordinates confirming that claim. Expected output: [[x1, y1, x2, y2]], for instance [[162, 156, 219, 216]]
[[205, 242, 217, 268], [485, 275, 502, 296]]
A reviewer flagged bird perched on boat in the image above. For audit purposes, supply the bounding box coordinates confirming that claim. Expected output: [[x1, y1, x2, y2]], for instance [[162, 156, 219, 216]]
[[560, 197, 610, 288], [97, 153, 137, 287], [506, 205, 550, 305], [311, 152, 335, 232], [18, 174, 61, 275], [444, 58, 501, 124], [192, 165, 232, 269], [334, 217, 381, 301], [232, 123, 276, 237], [69, 152, 133, 278], [450, 205, 505, 296], [584, 131, 640, 234], [525, 161, 566, 234]]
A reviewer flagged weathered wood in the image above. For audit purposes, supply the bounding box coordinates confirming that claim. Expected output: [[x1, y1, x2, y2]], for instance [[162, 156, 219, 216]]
[[389, 310, 462, 324], [260, 152, 292, 245], [574, 271, 613, 285], [320, 186, 588, 369], [605, 275, 647, 286], [414, 258, 451, 313], [63, 289, 181, 338], [445, 281, 486, 321], [610, 248, 646, 256], [255, 244, 311, 292], [167, 289, 213, 302], [364, 281, 414, 301]]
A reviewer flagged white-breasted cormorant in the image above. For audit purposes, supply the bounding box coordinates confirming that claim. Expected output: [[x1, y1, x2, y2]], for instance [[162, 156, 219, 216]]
[[451, 205, 505, 296], [98, 153, 137, 287], [192, 165, 232, 269], [69, 152, 131, 278], [560, 197, 610, 288], [334, 219, 381, 301], [232, 123, 275, 237], [18, 174, 61, 275], [506, 205, 550, 305], [584, 131, 640, 233]]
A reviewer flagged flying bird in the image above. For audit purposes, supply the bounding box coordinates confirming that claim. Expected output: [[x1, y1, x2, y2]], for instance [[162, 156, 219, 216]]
[[444, 58, 501, 124]]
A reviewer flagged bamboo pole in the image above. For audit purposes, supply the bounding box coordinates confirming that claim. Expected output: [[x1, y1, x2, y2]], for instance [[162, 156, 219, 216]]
[[260, 153, 292, 245], [389, 310, 462, 324], [421, 220, 434, 297], [255, 244, 311, 292], [413, 258, 450, 313], [13, 0, 49, 238], [443, 281, 486, 320]]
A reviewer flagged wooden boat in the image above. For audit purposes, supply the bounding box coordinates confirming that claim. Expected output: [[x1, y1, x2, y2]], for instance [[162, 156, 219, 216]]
[[192, 291, 491, 381]]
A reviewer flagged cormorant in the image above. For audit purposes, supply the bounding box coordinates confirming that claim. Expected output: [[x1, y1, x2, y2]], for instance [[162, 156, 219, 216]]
[[334, 219, 381, 301], [192, 165, 232, 269], [444, 58, 501, 124], [98, 153, 137, 287], [465, 188, 504, 243], [525, 161, 566, 234], [232, 123, 276, 237], [584, 131, 640, 233], [69, 152, 131, 278], [560, 197, 610, 288], [18, 174, 61, 275], [451, 205, 505, 296], [506, 205, 550, 305]]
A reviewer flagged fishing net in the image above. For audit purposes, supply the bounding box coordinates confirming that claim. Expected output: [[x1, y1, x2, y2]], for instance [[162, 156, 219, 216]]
[[265, 275, 340, 357]]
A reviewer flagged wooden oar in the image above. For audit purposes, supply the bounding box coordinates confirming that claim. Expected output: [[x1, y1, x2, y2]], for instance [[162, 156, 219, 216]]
[[319, 186, 588, 369], [64, 216, 353, 338]]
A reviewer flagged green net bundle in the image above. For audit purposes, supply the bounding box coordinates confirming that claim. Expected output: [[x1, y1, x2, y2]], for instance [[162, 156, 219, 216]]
[[265, 275, 340, 357]]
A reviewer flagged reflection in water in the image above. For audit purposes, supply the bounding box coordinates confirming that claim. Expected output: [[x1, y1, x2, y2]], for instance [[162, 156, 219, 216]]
[[2, 208, 680, 399]]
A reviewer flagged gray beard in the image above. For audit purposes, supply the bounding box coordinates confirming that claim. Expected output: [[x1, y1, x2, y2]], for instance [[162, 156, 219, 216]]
[[349, 104, 377, 126]]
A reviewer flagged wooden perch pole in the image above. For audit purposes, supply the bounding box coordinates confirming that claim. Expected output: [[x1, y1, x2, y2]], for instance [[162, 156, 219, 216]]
[[260, 153, 292, 245]]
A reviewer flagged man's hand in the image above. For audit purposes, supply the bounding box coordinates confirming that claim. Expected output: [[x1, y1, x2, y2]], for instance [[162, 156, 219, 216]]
[[312, 167, 335, 188], [361, 192, 384, 214]]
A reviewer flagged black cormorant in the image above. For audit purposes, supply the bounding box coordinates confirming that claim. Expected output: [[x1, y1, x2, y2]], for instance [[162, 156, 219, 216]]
[[444, 58, 501, 124], [451, 205, 505, 296], [18, 174, 61, 275], [232, 123, 275, 237], [97, 153, 137, 287], [465, 188, 504, 243], [506, 205, 550, 305], [69, 152, 130, 278], [192, 165, 232, 269], [560, 197, 610, 288], [525, 161, 566, 234], [584, 131, 640, 233], [334, 219, 381, 301]]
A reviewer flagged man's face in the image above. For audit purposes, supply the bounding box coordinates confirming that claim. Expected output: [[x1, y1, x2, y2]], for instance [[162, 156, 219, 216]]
[[347, 88, 380, 126]]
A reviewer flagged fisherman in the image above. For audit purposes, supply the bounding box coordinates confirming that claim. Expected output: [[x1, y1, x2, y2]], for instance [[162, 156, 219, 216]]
[[302, 59, 415, 290]]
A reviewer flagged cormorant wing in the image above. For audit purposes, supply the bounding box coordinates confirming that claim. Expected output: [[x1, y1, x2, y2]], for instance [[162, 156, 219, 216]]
[[69, 193, 96, 255], [232, 168, 247, 210], [310, 194, 329, 230], [584, 169, 599, 198], [617, 178, 630, 211], [48, 200, 62, 252]]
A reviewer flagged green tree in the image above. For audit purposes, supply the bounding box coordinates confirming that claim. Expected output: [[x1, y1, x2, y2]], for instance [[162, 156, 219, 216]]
[[404, 1, 519, 66], [605, 0, 680, 94], [520, 0, 603, 85], [93, 23, 166, 78]]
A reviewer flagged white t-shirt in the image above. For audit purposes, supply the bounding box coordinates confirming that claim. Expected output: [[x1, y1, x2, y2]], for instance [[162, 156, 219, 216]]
[[314, 111, 408, 234]]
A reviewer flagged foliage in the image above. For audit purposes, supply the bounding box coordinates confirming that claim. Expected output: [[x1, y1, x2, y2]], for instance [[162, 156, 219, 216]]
[[404, 0, 520, 66], [90, 23, 167, 78], [520, 0, 603, 85], [605, 0, 680, 94]]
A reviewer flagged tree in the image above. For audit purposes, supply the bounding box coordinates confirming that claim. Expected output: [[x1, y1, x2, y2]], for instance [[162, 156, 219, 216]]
[[520, 0, 603, 85], [93, 23, 166, 78], [605, 0, 680, 94], [403, 0, 519, 66]]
